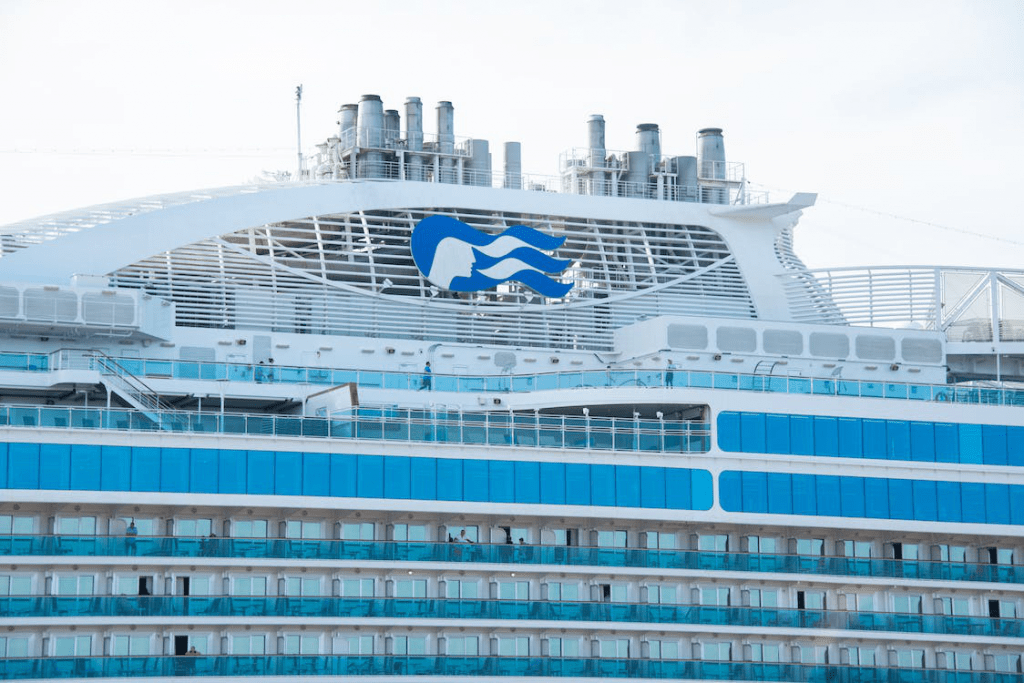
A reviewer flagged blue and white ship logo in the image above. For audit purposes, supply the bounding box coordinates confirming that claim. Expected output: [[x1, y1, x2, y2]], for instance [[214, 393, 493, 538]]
[[411, 215, 573, 298]]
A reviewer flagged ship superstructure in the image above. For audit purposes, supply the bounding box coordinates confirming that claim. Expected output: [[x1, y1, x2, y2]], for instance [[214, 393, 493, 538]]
[[1, 94, 1024, 682]]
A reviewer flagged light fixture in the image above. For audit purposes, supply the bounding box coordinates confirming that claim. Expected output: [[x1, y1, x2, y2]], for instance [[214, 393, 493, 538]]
[[889, 364, 900, 371], [713, 354, 722, 361]]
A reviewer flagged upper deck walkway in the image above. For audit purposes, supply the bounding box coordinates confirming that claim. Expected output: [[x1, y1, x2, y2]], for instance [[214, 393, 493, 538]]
[[3, 351, 1022, 408]]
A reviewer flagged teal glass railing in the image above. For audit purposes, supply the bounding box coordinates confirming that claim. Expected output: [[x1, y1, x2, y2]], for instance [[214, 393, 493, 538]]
[[3, 536, 1020, 586], [3, 595, 1020, 638], [0, 655, 1019, 682], [12, 349, 1022, 409], [0, 353, 48, 372], [0, 405, 709, 453]]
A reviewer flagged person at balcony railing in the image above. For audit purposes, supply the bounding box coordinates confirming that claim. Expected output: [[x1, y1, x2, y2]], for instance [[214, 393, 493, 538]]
[[419, 362, 432, 391], [666, 359, 676, 388], [125, 520, 137, 555]]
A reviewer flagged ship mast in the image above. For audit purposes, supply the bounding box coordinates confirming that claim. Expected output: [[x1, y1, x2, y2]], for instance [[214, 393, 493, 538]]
[[295, 84, 303, 180]]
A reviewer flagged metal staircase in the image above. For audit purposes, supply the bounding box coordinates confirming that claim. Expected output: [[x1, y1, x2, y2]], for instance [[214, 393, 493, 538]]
[[89, 352, 185, 430]]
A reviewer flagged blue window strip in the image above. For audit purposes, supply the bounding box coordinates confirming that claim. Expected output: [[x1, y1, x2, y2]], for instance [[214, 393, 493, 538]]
[[0, 442, 712, 512], [720, 470, 1024, 525], [718, 411, 1024, 468]]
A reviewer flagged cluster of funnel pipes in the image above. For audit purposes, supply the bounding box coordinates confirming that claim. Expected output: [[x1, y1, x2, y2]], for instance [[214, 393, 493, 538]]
[[311, 95, 521, 188], [308, 95, 738, 204], [577, 116, 733, 203]]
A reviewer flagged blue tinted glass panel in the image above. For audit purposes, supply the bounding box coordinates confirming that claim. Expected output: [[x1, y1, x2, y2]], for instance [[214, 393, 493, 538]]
[[565, 464, 591, 505], [382, 455, 411, 499], [816, 475, 841, 517], [717, 412, 740, 452], [739, 413, 766, 453], [189, 449, 218, 493], [539, 462, 565, 504], [664, 468, 692, 509], [128, 446, 157, 493], [436, 459, 463, 501], [246, 450, 275, 495], [463, 460, 489, 502], [960, 482, 986, 523], [840, 476, 865, 517], [101, 446, 131, 491], [911, 480, 937, 521], [356, 455, 384, 499], [936, 481, 962, 522], [790, 416, 814, 456], [909, 422, 935, 462], [766, 473, 793, 514], [813, 417, 839, 457], [985, 484, 1010, 525], [274, 451, 302, 496], [934, 423, 959, 463], [792, 474, 817, 515], [302, 452, 330, 497], [39, 444, 71, 490], [959, 424, 983, 464], [886, 421, 910, 460], [615, 465, 641, 507], [1011, 485, 1024, 525], [409, 457, 436, 500], [639, 467, 665, 508], [837, 418, 863, 458], [864, 478, 889, 518], [888, 478, 913, 520], [691, 470, 713, 510], [766, 414, 790, 454], [0, 443, 6, 488], [1008, 427, 1024, 467], [718, 471, 742, 511], [741, 471, 768, 513], [862, 419, 886, 460], [9, 442, 40, 489], [160, 448, 189, 492], [329, 453, 358, 497], [514, 461, 540, 504], [218, 449, 246, 494], [490, 461, 515, 503], [69, 444, 99, 490], [982, 425, 1008, 466], [590, 464, 615, 506]]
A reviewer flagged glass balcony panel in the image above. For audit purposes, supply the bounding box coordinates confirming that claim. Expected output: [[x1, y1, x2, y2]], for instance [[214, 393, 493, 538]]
[[884, 383, 908, 399], [713, 373, 738, 389], [173, 362, 200, 379], [558, 372, 583, 389], [861, 382, 883, 397]]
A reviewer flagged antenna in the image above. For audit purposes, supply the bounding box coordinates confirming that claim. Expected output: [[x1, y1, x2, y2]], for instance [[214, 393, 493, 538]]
[[295, 84, 303, 180]]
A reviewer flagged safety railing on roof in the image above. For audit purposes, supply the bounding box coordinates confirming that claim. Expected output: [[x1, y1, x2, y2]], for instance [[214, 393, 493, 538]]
[[2, 535, 1020, 586], [0, 405, 709, 454], [9, 350, 1023, 408]]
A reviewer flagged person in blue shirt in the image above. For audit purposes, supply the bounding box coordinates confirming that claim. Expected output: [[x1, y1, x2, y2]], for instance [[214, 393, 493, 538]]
[[420, 361, 432, 390]]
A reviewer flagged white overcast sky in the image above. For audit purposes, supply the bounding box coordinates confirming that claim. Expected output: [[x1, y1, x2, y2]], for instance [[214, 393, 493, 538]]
[[0, 0, 1021, 270]]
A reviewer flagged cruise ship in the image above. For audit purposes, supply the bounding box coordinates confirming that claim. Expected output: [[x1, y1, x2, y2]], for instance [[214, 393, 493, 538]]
[[1, 93, 1023, 682]]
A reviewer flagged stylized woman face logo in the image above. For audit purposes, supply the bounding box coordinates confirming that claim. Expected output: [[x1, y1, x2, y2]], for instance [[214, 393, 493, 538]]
[[426, 238, 476, 288]]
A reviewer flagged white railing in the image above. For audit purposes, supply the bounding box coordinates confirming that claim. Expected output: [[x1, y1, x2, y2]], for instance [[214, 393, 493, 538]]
[[781, 266, 1024, 344], [309, 159, 765, 205]]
